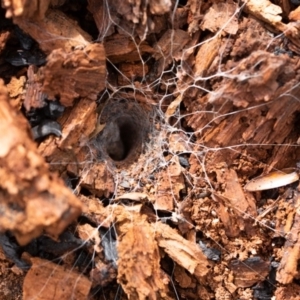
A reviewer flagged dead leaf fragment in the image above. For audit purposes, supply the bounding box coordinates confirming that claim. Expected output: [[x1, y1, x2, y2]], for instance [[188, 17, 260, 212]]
[[230, 257, 270, 288]]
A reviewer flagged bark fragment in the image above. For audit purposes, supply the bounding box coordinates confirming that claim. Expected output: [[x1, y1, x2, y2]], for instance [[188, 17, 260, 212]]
[[23, 65, 44, 110], [201, 2, 238, 35], [39, 43, 106, 107], [104, 34, 154, 64], [38, 97, 97, 173], [23, 257, 91, 300], [154, 222, 212, 282], [80, 163, 115, 198], [0, 79, 82, 245], [13, 9, 92, 54], [114, 206, 172, 300]]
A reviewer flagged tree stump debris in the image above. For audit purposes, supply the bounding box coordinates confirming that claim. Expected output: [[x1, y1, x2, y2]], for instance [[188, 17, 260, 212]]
[[0, 0, 300, 299]]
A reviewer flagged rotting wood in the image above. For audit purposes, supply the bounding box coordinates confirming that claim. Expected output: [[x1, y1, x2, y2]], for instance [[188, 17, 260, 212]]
[[243, 0, 300, 49], [97, 0, 172, 39], [211, 192, 244, 238], [23, 257, 92, 300], [87, 0, 114, 40], [289, 6, 300, 21], [154, 156, 185, 211], [23, 65, 43, 110], [275, 283, 300, 300], [276, 189, 300, 284], [1, 0, 300, 299], [80, 163, 115, 198], [118, 62, 149, 86], [13, 9, 92, 54], [0, 79, 82, 245], [200, 1, 239, 35], [154, 222, 212, 283], [185, 50, 300, 173], [39, 43, 106, 107], [152, 29, 190, 76], [38, 97, 97, 173], [213, 166, 257, 236], [113, 205, 172, 300], [80, 195, 113, 228], [194, 35, 222, 77], [104, 33, 154, 64], [6, 75, 26, 109]]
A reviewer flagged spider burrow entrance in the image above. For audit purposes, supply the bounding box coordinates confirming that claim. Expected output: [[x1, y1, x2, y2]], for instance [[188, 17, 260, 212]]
[[93, 99, 151, 166]]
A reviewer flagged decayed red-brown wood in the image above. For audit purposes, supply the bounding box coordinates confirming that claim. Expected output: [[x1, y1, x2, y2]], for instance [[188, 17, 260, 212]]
[[23, 257, 92, 300], [23, 65, 43, 110], [154, 222, 212, 283], [104, 34, 154, 64], [13, 9, 92, 54], [213, 167, 257, 237], [88, 0, 172, 40], [38, 97, 97, 174], [114, 206, 172, 300], [1, 0, 300, 299], [275, 283, 300, 300], [154, 156, 185, 211], [79, 195, 113, 229], [0, 80, 82, 245], [39, 43, 106, 107], [80, 163, 115, 198], [276, 189, 300, 284]]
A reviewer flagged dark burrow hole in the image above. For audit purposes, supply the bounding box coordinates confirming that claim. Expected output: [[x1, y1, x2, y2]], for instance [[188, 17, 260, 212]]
[[106, 116, 141, 161]]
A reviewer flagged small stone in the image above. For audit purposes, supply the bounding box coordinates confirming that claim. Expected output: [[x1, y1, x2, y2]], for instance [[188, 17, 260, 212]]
[[178, 156, 189, 168]]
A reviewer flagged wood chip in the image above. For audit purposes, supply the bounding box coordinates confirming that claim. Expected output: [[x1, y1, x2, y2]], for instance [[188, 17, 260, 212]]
[[154, 156, 185, 211], [201, 2, 239, 35], [23, 257, 92, 300], [154, 222, 212, 281]]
